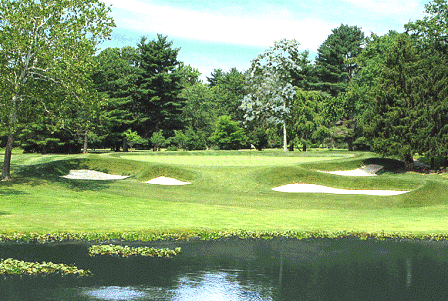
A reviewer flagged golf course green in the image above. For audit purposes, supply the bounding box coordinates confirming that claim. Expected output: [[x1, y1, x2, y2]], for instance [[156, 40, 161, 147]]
[[1, 149, 448, 239]]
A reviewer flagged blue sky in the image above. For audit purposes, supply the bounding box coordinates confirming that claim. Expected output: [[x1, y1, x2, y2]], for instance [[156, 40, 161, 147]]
[[101, 0, 430, 81]]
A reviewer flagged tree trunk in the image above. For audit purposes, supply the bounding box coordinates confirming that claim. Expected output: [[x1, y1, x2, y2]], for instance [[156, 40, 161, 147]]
[[83, 131, 88, 154], [348, 138, 353, 151], [303, 143, 307, 152], [2, 134, 14, 181], [122, 137, 128, 152], [283, 120, 288, 152], [404, 154, 414, 171]]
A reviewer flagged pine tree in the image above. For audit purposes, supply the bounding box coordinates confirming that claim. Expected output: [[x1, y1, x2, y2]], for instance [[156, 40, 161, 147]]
[[315, 24, 365, 97], [136, 34, 185, 138]]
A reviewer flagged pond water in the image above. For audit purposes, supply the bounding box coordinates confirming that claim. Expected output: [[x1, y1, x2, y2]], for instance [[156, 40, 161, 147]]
[[2, 238, 448, 301]]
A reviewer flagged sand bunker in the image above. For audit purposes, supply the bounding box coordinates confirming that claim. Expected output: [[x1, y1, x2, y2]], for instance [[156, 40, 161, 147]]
[[62, 170, 129, 180], [273, 184, 409, 196], [326, 169, 374, 176], [323, 165, 384, 177], [145, 176, 191, 186]]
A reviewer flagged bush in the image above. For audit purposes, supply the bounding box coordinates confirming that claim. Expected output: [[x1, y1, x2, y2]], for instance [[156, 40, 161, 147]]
[[184, 128, 207, 150], [150, 130, 166, 151], [210, 115, 247, 150], [250, 127, 269, 151]]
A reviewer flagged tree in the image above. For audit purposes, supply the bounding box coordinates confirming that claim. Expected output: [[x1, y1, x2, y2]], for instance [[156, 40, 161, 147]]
[[212, 67, 246, 122], [0, 0, 114, 180], [207, 69, 225, 87], [405, 0, 448, 54], [210, 115, 247, 150], [290, 88, 329, 151], [176, 62, 201, 88], [92, 47, 140, 151], [180, 82, 217, 139], [361, 34, 425, 166], [242, 39, 309, 151], [135, 34, 185, 138], [150, 129, 166, 151], [314, 24, 365, 97]]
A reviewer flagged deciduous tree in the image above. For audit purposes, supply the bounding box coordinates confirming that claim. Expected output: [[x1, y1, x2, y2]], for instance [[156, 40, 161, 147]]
[[241, 39, 308, 151], [0, 0, 114, 180]]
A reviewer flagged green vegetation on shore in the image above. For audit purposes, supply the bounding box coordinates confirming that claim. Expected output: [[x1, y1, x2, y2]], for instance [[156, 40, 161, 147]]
[[89, 245, 181, 257], [0, 258, 90, 276], [1, 150, 448, 239]]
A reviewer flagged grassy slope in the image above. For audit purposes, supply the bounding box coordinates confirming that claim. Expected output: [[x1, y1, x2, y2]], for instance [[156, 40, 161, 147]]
[[1, 150, 447, 235]]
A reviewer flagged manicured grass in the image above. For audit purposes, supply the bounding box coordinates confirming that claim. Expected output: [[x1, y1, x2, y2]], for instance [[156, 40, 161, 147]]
[[119, 150, 355, 166], [1, 150, 448, 237]]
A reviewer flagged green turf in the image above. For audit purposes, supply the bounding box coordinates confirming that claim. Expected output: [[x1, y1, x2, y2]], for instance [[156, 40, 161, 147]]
[[1, 150, 448, 235]]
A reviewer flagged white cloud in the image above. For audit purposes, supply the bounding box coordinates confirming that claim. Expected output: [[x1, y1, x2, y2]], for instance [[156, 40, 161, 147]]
[[104, 0, 337, 50]]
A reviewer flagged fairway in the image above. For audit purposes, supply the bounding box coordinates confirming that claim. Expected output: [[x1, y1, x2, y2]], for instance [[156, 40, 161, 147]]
[[120, 152, 354, 166], [1, 150, 448, 237]]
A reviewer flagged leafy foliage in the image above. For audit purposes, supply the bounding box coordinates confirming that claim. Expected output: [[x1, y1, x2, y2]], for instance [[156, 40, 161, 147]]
[[242, 39, 309, 151], [150, 130, 166, 151], [0, 258, 90, 276], [210, 115, 247, 150], [0, 0, 115, 179], [89, 245, 181, 257]]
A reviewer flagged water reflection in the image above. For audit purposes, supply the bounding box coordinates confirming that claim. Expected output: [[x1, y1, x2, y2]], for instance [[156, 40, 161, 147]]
[[82, 286, 147, 300], [2, 238, 448, 300], [170, 271, 271, 301]]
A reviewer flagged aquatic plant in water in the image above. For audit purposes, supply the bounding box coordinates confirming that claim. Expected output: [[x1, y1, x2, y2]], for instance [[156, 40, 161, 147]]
[[89, 245, 181, 257], [0, 258, 90, 276]]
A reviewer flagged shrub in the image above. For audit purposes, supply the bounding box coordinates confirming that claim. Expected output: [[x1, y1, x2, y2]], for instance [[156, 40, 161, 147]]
[[150, 130, 166, 151], [210, 115, 247, 150], [250, 127, 269, 151]]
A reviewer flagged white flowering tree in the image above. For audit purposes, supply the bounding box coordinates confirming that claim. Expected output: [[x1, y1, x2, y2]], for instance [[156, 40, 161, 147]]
[[241, 39, 305, 151]]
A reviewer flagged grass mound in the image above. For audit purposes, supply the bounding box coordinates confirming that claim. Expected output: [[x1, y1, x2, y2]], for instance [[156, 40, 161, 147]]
[[2, 150, 448, 234], [16, 157, 196, 183], [301, 156, 405, 174]]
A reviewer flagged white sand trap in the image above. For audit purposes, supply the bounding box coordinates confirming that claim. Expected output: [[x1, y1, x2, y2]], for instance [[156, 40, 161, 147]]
[[62, 170, 129, 180], [326, 169, 374, 176], [145, 176, 191, 186], [273, 184, 409, 196], [324, 165, 384, 177]]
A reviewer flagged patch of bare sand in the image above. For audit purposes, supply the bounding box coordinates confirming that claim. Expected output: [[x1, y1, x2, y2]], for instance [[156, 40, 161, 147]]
[[272, 184, 409, 195], [145, 176, 191, 186], [323, 164, 384, 177], [62, 170, 129, 180]]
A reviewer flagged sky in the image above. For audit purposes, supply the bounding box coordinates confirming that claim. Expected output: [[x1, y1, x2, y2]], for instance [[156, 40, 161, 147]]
[[100, 0, 430, 81]]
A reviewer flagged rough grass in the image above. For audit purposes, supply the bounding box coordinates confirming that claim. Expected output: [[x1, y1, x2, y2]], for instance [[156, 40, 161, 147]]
[[1, 150, 448, 235]]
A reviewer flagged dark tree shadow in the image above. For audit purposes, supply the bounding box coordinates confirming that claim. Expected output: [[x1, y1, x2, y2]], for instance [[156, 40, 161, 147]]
[[363, 158, 406, 174]]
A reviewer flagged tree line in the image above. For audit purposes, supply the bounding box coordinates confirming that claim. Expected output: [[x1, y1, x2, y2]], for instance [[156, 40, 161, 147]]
[[1, 0, 448, 179]]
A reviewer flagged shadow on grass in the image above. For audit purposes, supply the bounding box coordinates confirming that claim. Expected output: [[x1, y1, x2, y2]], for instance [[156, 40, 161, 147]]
[[0, 188, 28, 196], [13, 157, 196, 192], [15, 159, 116, 192]]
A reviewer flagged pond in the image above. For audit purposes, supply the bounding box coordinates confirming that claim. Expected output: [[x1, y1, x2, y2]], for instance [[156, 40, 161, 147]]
[[1, 237, 448, 300]]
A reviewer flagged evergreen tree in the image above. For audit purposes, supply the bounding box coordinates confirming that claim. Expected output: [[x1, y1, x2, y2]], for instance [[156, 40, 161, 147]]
[[362, 34, 425, 166], [207, 69, 225, 87], [315, 24, 365, 97], [136, 34, 185, 138], [212, 67, 246, 122], [92, 47, 140, 151]]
